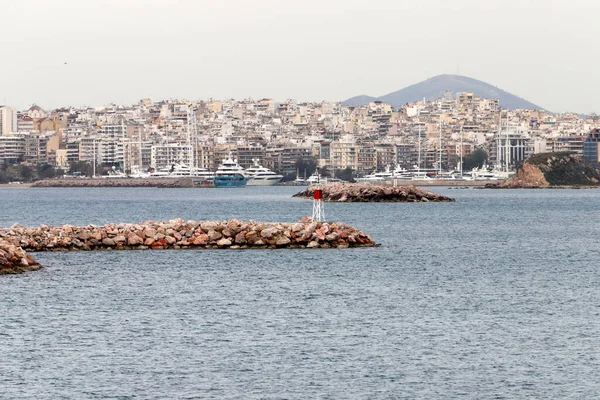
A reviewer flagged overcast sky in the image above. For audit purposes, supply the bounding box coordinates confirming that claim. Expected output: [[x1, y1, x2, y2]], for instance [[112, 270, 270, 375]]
[[0, 0, 597, 113]]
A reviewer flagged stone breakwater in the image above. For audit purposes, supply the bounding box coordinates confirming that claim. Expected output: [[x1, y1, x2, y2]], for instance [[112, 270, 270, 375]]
[[31, 178, 195, 188], [293, 182, 455, 202], [0, 241, 42, 274], [0, 218, 375, 273]]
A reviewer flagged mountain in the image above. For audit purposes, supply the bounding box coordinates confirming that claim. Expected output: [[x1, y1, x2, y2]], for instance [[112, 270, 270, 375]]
[[342, 74, 544, 110], [341, 94, 379, 106]]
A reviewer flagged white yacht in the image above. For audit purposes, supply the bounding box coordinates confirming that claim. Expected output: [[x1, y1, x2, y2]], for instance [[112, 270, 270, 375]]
[[128, 166, 151, 179], [306, 172, 327, 185], [148, 163, 214, 179], [245, 158, 283, 186], [357, 166, 393, 182], [214, 153, 249, 187], [103, 167, 128, 179], [468, 166, 510, 181]]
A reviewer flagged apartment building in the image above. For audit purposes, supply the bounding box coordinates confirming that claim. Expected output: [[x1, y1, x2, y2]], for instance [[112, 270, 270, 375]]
[[0, 135, 25, 164], [0, 106, 17, 135]]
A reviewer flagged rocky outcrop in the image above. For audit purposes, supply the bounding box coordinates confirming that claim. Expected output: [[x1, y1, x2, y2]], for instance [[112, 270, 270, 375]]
[[0, 218, 376, 254], [497, 163, 550, 188], [491, 152, 600, 188], [293, 182, 454, 202], [31, 178, 195, 188], [0, 241, 42, 275]]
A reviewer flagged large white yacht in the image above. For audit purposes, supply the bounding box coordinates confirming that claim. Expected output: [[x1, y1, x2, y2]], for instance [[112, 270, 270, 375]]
[[148, 163, 214, 179], [213, 153, 249, 187], [245, 158, 283, 186]]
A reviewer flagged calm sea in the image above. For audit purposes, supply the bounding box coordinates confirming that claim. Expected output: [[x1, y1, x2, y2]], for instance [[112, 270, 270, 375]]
[[1, 186, 600, 399]]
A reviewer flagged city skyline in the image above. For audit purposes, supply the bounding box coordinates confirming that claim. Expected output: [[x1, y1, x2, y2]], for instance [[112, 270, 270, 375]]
[[1, 0, 598, 113]]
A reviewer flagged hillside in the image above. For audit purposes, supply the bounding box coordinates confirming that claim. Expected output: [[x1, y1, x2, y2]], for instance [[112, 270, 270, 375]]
[[342, 74, 544, 110], [500, 152, 600, 188]]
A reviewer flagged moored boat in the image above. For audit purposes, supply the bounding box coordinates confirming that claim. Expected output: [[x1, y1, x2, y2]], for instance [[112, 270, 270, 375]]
[[245, 158, 283, 186], [214, 154, 249, 187]]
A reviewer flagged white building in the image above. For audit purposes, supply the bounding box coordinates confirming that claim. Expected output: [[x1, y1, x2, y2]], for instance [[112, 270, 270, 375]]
[[0, 135, 25, 164], [151, 143, 193, 170], [0, 106, 17, 135]]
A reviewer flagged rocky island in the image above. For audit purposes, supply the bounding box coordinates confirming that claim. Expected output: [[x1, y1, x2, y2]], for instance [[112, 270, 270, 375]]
[[293, 182, 455, 202], [0, 218, 376, 274], [489, 152, 600, 188]]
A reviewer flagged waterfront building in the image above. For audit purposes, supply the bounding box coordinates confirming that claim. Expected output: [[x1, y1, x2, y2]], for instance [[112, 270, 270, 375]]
[[23, 132, 50, 164], [489, 122, 533, 169], [0, 135, 25, 164], [330, 138, 359, 171], [279, 146, 313, 176], [237, 144, 266, 169], [583, 128, 600, 163], [99, 124, 127, 167], [150, 142, 193, 170], [546, 136, 585, 155], [374, 143, 396, 171]]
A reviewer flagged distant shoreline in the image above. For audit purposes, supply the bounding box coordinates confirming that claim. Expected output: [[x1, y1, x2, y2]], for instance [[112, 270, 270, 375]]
[[0, 183, 33, 188]]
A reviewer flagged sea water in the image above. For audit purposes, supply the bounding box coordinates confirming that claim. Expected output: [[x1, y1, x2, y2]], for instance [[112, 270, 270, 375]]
[[1, 186, 600, 399]]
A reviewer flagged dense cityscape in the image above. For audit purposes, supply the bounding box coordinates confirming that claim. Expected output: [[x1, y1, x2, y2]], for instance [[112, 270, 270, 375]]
[[1, 91, 599, 182]]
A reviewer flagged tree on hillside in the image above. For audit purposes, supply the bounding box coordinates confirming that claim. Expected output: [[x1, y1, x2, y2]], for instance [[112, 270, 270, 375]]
[[295, 157, 317, 178], [69, 161, 94, 177], [335, 167, 355, 182], [462, 148, 488, 171], [36, 164, 62, 180]]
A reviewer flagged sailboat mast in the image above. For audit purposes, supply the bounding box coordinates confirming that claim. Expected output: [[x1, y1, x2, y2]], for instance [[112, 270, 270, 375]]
[[417, 118, 421, 172], [187, 107, 194, 170], [459, 126, 463, 176], [438, 120, 442, 174], [505, 112, 510, 173]]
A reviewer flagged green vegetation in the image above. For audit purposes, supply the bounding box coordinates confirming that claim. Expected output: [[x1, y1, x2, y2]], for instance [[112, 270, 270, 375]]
[[526, 152, 600, 186], [462, 148, 488, 171], [334, 167, 355, 182], [0, 163, 64, 184]]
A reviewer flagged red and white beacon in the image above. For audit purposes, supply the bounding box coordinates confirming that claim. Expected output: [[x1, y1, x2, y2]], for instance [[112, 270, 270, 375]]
[[312, 187, 325, 222]]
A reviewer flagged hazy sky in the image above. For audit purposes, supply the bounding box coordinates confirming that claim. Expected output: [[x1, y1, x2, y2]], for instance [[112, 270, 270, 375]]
[[0, 0, 598, 113]]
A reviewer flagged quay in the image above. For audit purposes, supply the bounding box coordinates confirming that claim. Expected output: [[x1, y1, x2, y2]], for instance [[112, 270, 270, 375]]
[[25, 178, 501, 188], [0, 218, 376, 274], [30, 178, 198, 188], [381, 179, 501, 187]]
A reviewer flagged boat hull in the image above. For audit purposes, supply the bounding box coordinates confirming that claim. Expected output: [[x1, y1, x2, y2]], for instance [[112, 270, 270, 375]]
[[214, 175, 249, 188], [247, 177, 282, 186]]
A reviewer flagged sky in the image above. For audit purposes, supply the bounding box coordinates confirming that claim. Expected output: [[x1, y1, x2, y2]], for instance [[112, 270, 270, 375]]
[[0, 0, 598, 113]]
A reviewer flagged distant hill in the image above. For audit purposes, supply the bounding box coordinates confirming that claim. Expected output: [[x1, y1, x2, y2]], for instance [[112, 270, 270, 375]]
[[342, 74, 544, 110], [342, 95, 379, 107]]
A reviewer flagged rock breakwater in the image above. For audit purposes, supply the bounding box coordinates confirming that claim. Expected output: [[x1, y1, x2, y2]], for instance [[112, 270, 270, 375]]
[[0, 218, 375, 262], [31, 178, 194, 188], [293, 182, 455, 202], [0, 241, 42, 274]]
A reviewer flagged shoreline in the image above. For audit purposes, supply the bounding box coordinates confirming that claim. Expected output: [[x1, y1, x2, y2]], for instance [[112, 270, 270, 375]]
[[12, 178, 501, 188]]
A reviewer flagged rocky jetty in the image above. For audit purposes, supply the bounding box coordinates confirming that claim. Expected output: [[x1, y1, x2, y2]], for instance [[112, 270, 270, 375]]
[[0, 218, 375, 260], [0, 241, 42, 274], [489, 152, 600, 188], [293, 182, 454, 202], [31, 178, 195, 188]]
